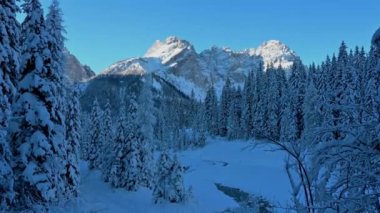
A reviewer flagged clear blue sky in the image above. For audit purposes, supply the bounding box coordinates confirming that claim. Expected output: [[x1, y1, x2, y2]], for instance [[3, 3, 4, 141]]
[[39, 0, 380, 73]]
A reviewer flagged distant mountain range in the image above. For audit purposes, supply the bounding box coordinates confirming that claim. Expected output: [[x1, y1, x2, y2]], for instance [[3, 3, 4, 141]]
[[99, 37, 300, 99], [68, 37, 301, 112]]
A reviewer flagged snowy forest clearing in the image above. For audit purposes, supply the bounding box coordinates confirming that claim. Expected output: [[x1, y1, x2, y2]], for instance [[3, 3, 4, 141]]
[[62, 139, 290, 213]]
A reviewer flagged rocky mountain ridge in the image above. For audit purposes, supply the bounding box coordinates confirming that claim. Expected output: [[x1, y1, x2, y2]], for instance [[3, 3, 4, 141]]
[[100, 36, 300, 99]]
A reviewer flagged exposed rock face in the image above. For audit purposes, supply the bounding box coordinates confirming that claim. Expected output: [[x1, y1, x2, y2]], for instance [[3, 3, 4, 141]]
[[64, 50, 96, 83], [198, 46, 263, 96]]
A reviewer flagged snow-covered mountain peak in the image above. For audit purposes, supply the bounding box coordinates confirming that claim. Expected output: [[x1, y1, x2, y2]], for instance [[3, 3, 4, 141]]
[[247, 40, 299, 69], [165, 36, 188, 44], [144, 36, 195, 64], [255, 40, 293, 55]]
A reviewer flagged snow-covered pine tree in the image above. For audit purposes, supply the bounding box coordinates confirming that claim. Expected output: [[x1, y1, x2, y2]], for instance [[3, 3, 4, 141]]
[[46, 0, 65, 63], [45, 0, 66, 108], [352, 46, 367, 123], [64, 88, 81, 198], [193, 102, 207, 147], [101, 100, 113, 182], [137, 74, 156, 144], [342, 49, 361, 133], [218, 78, 232, 137], [303, 72, 323, 143], [0, 0, 19, 100], [204, 85, 218, 136], [363, 42, 380, 135], [139, 135, 154, 188], [137, 75, 155, 188], [329, 43, 349, 141], [109, 104, 128, 188], [241, 71, 254, 139], [316, 43, 357, 142], [88, 98, 102, 169], [281, 62, 306, 142], [153, 150, 172, 203], [252, 63, 267, 138], [79, 112, 91, 160], [123, 98, 142, 191], [317, 55, 335, 142], [168, 155, 187, 203], [280, 90, 294, 142], [277, 66, 288, 139], [45, 0, 67, 94], [0, 137, 14, 210], [264, 65, 285, 140], [227, 87, 243, 140], [0, 0, 20, 209], [9, 0, 67, 209], [153, 151, 188, 203], [46, 0, 73, 201]]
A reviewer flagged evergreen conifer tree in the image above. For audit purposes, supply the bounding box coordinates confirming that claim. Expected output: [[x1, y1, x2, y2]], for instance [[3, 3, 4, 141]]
[[109, 105, 128, 188], [303, 74, 322, 142], [219, 78, 232, 137], [0, 0, 20, 209], [281, 62, 306, 141], [241, 71, 254, 139], [88, 99, 102, 169], [264, 66, 285, 140], [64, 88, 81, 198], [123, 99, 142, 191], [137, 75, 155, 187], [168, 155, 187, 203], [153, 150, 172, 203], [252, 63, 267, 138], [227, 87, 243, 140], [204, 85, 218, 136], [79, 112, 91, 160], [46, 0, 72, 201], [101, 100, 113, 181], [10, 0, 67, 208], [153, 151, 188, 203]]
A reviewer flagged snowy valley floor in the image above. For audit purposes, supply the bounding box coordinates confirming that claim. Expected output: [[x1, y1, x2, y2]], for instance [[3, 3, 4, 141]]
[[61, 139, 292, 213]]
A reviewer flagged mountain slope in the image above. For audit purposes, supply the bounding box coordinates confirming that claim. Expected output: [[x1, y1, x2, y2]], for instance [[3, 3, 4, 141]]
[[102, 57, 164, 76]]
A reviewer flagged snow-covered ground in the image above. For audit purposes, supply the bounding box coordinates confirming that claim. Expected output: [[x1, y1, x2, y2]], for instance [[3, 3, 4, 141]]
[[62, 139, 291, 212]]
